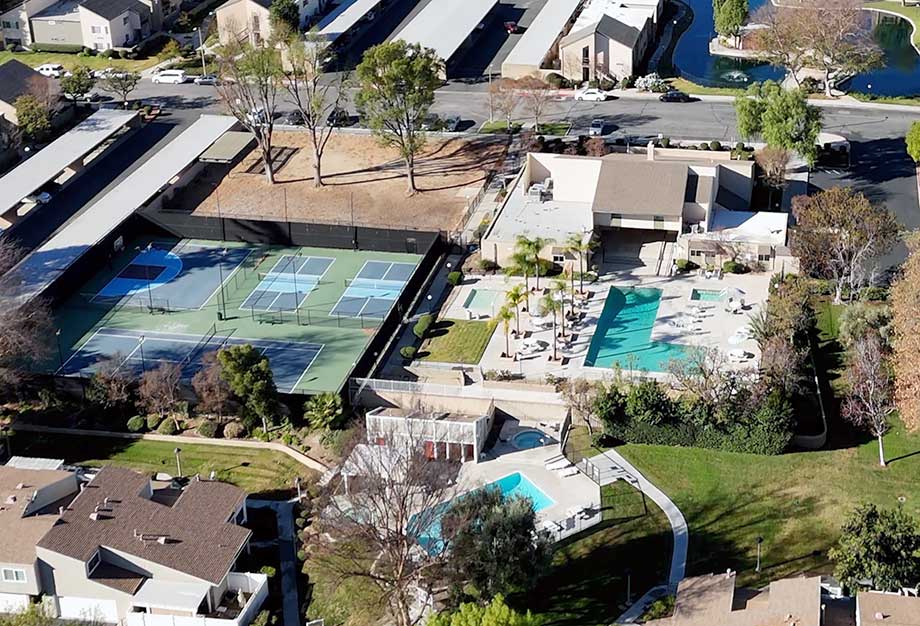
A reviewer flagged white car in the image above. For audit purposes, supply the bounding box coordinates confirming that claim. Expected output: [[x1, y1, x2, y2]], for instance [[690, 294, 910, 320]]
[[152, 69, 189, 84], [36, 63, 65, 78], [246, 107, 268, 126], [575, 88, 608, 102], [588, 118, 606, 136]]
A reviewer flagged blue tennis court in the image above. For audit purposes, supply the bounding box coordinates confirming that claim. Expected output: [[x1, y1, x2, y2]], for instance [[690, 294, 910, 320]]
[[60, 327, 322, 393], [92, 241, 251, 311], [330, 260, 417, 318], [240, 255, 334, 312]]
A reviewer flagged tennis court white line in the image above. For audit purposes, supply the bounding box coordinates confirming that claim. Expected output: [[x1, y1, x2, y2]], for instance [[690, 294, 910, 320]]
[[288, 343, 324, 393], [199, 247, 254, 311], [92, 327, 323, 353], [57, 327, 108, 374], [112, 342, 142, 376]]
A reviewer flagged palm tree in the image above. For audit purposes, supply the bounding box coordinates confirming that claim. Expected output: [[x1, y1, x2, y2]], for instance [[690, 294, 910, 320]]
[[504, 284, 527, 335], [515, 235, 552, 290], [550, 279, 568, 338], [565, 231, 598, 294], [491, 305, 515, 359], [540, 293, 564, 361]]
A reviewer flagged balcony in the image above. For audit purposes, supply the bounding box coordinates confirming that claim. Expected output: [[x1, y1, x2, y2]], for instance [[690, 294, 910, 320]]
[[126, 573, 268, 626]]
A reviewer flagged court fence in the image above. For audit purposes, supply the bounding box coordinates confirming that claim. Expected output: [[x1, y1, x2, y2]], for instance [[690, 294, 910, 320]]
[[242, 306, 382, 330]]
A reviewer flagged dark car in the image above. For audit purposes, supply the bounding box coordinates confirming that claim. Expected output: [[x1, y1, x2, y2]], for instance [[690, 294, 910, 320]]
[[283, 111, 307, 126], [659, 90, 692, 103], [327, 107, 351, 127]]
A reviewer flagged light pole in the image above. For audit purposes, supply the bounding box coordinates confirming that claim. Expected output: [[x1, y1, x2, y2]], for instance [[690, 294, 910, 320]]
[[624, 567, 632, 605], [138, 336, 146, 374], [755, 536, 764, 573], [488, 63, 494, 122], [54, 329, 64, 373], [217, 248, 227, 321], [174, 447, 182, 477]]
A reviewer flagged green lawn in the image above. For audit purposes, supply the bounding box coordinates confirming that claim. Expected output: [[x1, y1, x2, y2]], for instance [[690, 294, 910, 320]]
[[535, 121, 572, 136], [518, 480, 672, 626], [10, 431, 315, 495], [479, 120, 523, 134], [0, 50, 161, 73], [420, 319, 495, 364], [865, 1, 920, 46], [850, 92, 920, 106], [667, 78, 745, 97]]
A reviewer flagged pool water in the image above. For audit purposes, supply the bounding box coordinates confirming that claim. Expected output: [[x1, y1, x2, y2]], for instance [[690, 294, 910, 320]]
[[512, 430, 549, 449], [413, 472, 554, 552], [584, 287, 689, 372], [690, 288, 722, 302], [463, 288, 502, 312]]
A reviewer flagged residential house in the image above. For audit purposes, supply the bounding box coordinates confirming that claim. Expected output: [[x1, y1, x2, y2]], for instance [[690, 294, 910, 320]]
[[36, 466, 267, 626], [645, 571, 822, 626], [1, 0, 58, 48], [0, 462, 80, 613], [30, 0, 157, 50], [216, 0, 325, 46], [0, 59, 55, 125], [558, 0, 663, 82], [857, 591, 920, 626]]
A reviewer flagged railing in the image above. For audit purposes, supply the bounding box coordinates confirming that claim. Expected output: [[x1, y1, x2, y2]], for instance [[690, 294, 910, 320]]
[[125, 573, 267, 626]]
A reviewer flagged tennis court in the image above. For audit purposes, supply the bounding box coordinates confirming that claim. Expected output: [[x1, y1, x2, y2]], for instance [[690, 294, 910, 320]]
[[240, 255, 334, 312], [60, 327, 322, 393], [330, 260, 417, 318]]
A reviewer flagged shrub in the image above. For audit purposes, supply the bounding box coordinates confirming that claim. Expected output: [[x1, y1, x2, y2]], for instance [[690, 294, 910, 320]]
[[400, 346, 417, 360], [635, 73, 667, 92], [446, 271, 463, 287], [699, 142, 710, 150], [413, 313, 433, 339], [101, 48, 116, 58], [659, 137, 670, 148], [304, 392, 344, 431], [861, 286, 889, 302], [675, 259, 698, 272], [29, 42, 84, 53], [224, 421, 247, 439], [709, 140, 722, 151], [599, 77, 616, 91], [259, 566, 277, 578], [722, 260, 748, 274], [800, 76, 820, 93], [126, 415, 146, 432], [157, 418, 179, 435], [619, 75, 636, 89], [544, 73, 570, 88], [146, 414, 163, 430], [626, 381, 672, 426], [197, 420, 219, 438]]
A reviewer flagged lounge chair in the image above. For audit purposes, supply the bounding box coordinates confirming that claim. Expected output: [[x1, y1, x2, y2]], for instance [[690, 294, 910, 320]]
[[546, 458, 572, 471], [558, 466, 579, 478]]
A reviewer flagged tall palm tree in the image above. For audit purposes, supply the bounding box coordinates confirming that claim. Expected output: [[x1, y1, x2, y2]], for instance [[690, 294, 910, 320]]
[[515, 235, 552, 291], [565, 231, 598, 294], [550, 278, 568, 338], [504, 284, 527, 335], [540, 293, 564, 361], [491, 305, 515, 359]]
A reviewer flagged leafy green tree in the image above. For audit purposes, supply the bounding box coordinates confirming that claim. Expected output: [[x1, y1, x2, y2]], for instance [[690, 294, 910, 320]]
[[60, 65, 95, 106], [14, 95, 51, 141], [97, 71, 141, 107], [355, 40, 442, 194], [626, 380, 672, 426], [269, 0, 300, 32], [830, 503, 920, 592], [734, 81, 822, 165], [514, 235, 552, 289], [218, 344, 279, 433], [907, 121, 920, 164], [160, 39, 182, 60], [304, 392, 343, 430], [714, 0, 748, 44], [428, 595, 541, 626], [441, 489, 551, 605]]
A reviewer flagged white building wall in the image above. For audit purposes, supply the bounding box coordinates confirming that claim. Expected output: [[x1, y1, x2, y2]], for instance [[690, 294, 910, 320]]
[[78, 8, 114, 49], [1, 0, 58, 47], [0, 591, 30, 613]]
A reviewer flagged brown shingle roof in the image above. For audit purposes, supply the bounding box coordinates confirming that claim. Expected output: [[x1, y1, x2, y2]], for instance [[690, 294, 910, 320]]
[[0, 60, 49, 106], [89, 562, 147, 594], [38, 467, 250, 585], [592, 158, 687, 217], [0, 466, 76, 564]]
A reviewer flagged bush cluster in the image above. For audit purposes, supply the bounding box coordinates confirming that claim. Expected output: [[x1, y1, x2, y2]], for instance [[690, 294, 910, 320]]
[[446, 271, 463, 287], [675, 259, 698, 273], [197, 420, 219, 438], [413, 313, 433, 339], [597, 380, 795, 455], [722, 260, 748, 274], [157, 418, 179, 435], [400, 346, 417, 360], [126, 415, 146, 432], [224, 421, 247, 439], [29, 43, 83, 53], [146, 414, 163, 431], [478, 258, 500, 272]]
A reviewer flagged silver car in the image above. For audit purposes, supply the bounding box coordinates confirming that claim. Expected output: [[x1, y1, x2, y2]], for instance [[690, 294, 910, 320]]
[[588, 119, 605, 136]]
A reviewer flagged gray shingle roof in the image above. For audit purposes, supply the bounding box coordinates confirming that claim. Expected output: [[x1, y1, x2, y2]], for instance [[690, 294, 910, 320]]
[[80, 0, 148, 20], [0, 60, 47, 105], [561, 14, 642, 48]]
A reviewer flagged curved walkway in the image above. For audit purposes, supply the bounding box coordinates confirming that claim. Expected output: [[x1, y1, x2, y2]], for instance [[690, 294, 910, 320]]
[[587, 448, 688, 623]]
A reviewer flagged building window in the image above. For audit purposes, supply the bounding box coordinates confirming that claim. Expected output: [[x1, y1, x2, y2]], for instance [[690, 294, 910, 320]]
[[581, 46, 589, 65], [1, 21, 11, 28], [123, 16, 128, 24], [552, 254, 565, 263], [1, 568, 26, 583], [758, 253, 771, 262], [91, 25, 101, 33], [653, 215, 665, 229], [94, 42, 104, 50], [689, 250, 703, 258], [86, 550, 101, 575]]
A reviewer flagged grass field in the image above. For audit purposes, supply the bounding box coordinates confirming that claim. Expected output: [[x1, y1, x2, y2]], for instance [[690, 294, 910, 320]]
[[865, 1, 920, 46], [10, 430, 315, 495], [420, 319, 495, 364], [667, 78, 746, 97], [0, 50, 161, 73]]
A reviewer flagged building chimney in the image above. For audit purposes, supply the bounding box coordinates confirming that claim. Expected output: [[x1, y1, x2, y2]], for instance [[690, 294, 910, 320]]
[[647, 141, 655, 161]]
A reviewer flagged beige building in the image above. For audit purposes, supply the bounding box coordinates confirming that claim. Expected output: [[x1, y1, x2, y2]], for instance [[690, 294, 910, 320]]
[[216, 0, 324, 46], [36, 466, 267, 626], [0, 59, 56, 125], [558, 0, 662, 82], [857, 591, 920, 626], [645, 571, 822, 626], [0, 461, 79, 613], [26, 0, 161, 50], [0, 0, 58, 48]]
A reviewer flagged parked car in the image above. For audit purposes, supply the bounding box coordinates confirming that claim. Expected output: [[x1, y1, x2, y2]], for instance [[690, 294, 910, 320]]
[[326, 107, 351, 127], [246, 107, 268, 126], [64, 91, 100, 102], [574, 88, 608, 102], [420, 113, 443, 131], [444, 115, 461, 132], [152, 69, 189, 84], [283, 111, 307, 125], [588, 118, 606, 136], [21, 191, 52, 205], [36, 63, 64, 78], [659, 90, 692, 103], [504, 21, 519, 33], [194, 74, 220, 85]]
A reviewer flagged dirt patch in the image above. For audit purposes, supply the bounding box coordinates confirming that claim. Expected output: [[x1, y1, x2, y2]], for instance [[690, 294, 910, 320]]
[[192, 131, 507, 232]]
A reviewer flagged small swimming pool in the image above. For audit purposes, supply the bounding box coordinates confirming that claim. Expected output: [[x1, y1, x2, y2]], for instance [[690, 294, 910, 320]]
[[413, 472, 554, 552], [512, 430, 550, 449], [584, 287, 689, 372], [690, 288, 723, 302], [463, 288, 502, 312]]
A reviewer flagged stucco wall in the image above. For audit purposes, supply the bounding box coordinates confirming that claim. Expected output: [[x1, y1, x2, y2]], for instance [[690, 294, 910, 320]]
[[30, 18, 83, 45]]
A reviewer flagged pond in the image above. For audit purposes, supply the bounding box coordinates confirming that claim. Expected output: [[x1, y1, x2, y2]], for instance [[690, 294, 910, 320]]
[[672, 0, 920, 95]]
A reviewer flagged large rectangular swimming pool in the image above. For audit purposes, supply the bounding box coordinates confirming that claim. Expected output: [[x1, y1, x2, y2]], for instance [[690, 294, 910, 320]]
[[584, 286, 688, 372], [413, 472, 554, 552]]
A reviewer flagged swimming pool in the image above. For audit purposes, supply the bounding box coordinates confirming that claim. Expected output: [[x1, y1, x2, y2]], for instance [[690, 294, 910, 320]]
[[584, 287, 689, 372], [512, 430, 550, 450], [413, 472, 554, 552], [690, 288, 722, 302], [463, 288, 502, 312]]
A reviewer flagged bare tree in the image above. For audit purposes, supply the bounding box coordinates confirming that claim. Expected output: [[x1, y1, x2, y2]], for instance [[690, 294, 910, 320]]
[[490, 78, 521, 133], [282, 32, 350, 187], [97, 72, 141, 108], [755, 146, 791, 209], [305, 428, 465, 626], [760, 335, 807, 395], [668, 346, 754, 408], [843, 334, 894, 467], [86, 353, 134, 412], [558, 378, 602, 434], [138, 362, 184, 428], [0, 238, 25, 276], [750, 3, 809, 87], [216, 41, 283, 184], [515, 75, 554, 132], [0, 298, 52, 388], [192, 351, 231, 420]]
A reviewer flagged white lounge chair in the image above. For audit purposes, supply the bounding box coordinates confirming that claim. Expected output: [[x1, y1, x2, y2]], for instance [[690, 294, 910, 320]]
[[541, 520, 563, 533], [558, 466, 579, 478]]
